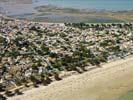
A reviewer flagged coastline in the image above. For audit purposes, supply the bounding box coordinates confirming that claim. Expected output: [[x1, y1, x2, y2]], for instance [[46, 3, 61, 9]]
[[22, 5, 133, 22], [0, 14, 133, 100], [0, 3, 133, 22], [0, 1, 133, 100], [3, 5, 132, 23], [8, 56, 133, 100]]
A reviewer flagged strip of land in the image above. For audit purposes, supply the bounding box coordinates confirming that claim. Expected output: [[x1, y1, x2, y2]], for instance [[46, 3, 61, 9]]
[[5, 5, 132, 23], [9, 56, 133, 100], [31, 5, 133, 22]]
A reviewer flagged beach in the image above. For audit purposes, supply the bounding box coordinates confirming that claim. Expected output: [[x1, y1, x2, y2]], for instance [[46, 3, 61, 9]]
[[8, 56, 133, 100], [0, 1, 133, 100]]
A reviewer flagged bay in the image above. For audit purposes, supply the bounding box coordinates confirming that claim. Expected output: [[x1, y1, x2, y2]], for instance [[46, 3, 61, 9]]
[[0, 0, 133, 15]]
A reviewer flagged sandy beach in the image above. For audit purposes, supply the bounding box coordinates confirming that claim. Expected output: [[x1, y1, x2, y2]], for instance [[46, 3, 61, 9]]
[[8, 56, 133, 100]]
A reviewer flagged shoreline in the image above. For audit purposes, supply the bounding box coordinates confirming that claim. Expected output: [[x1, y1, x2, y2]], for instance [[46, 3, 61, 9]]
[[0, 15, 133, 100], [8, 56, 133, 100], [34, 5, 133, 22], [2, 5, 132, 23]]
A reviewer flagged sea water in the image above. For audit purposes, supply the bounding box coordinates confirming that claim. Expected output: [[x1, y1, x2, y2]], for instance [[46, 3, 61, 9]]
[[0, 0, 133, 15], [34, 0, 133, 11], [0, 0, 132, 22]]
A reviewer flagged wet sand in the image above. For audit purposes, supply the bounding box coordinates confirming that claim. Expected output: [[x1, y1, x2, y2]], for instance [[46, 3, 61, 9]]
[[9, 56, 133, 100]]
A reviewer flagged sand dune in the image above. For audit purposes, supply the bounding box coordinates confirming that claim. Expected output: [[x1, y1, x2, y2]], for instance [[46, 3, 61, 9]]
[[9, 56, 133, 100]]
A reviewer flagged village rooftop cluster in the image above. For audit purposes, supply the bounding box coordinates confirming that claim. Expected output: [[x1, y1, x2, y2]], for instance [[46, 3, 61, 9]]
[[0, 15, 133, 98]]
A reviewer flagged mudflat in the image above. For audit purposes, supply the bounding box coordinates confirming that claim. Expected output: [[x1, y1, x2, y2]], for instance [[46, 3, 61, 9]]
[[9, 56, 133, 100]]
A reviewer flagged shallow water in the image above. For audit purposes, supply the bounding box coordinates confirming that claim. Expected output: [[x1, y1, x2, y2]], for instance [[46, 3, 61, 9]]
[[32, 13, 123, 23], [0, 0, 133, 16], [0, 0, 132, 22], [34, 0, 133, 11], [0, 0, 32, 15]]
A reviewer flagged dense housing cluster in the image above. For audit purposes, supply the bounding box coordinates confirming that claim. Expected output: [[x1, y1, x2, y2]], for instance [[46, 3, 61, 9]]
[[0, 16, 133, 98]]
